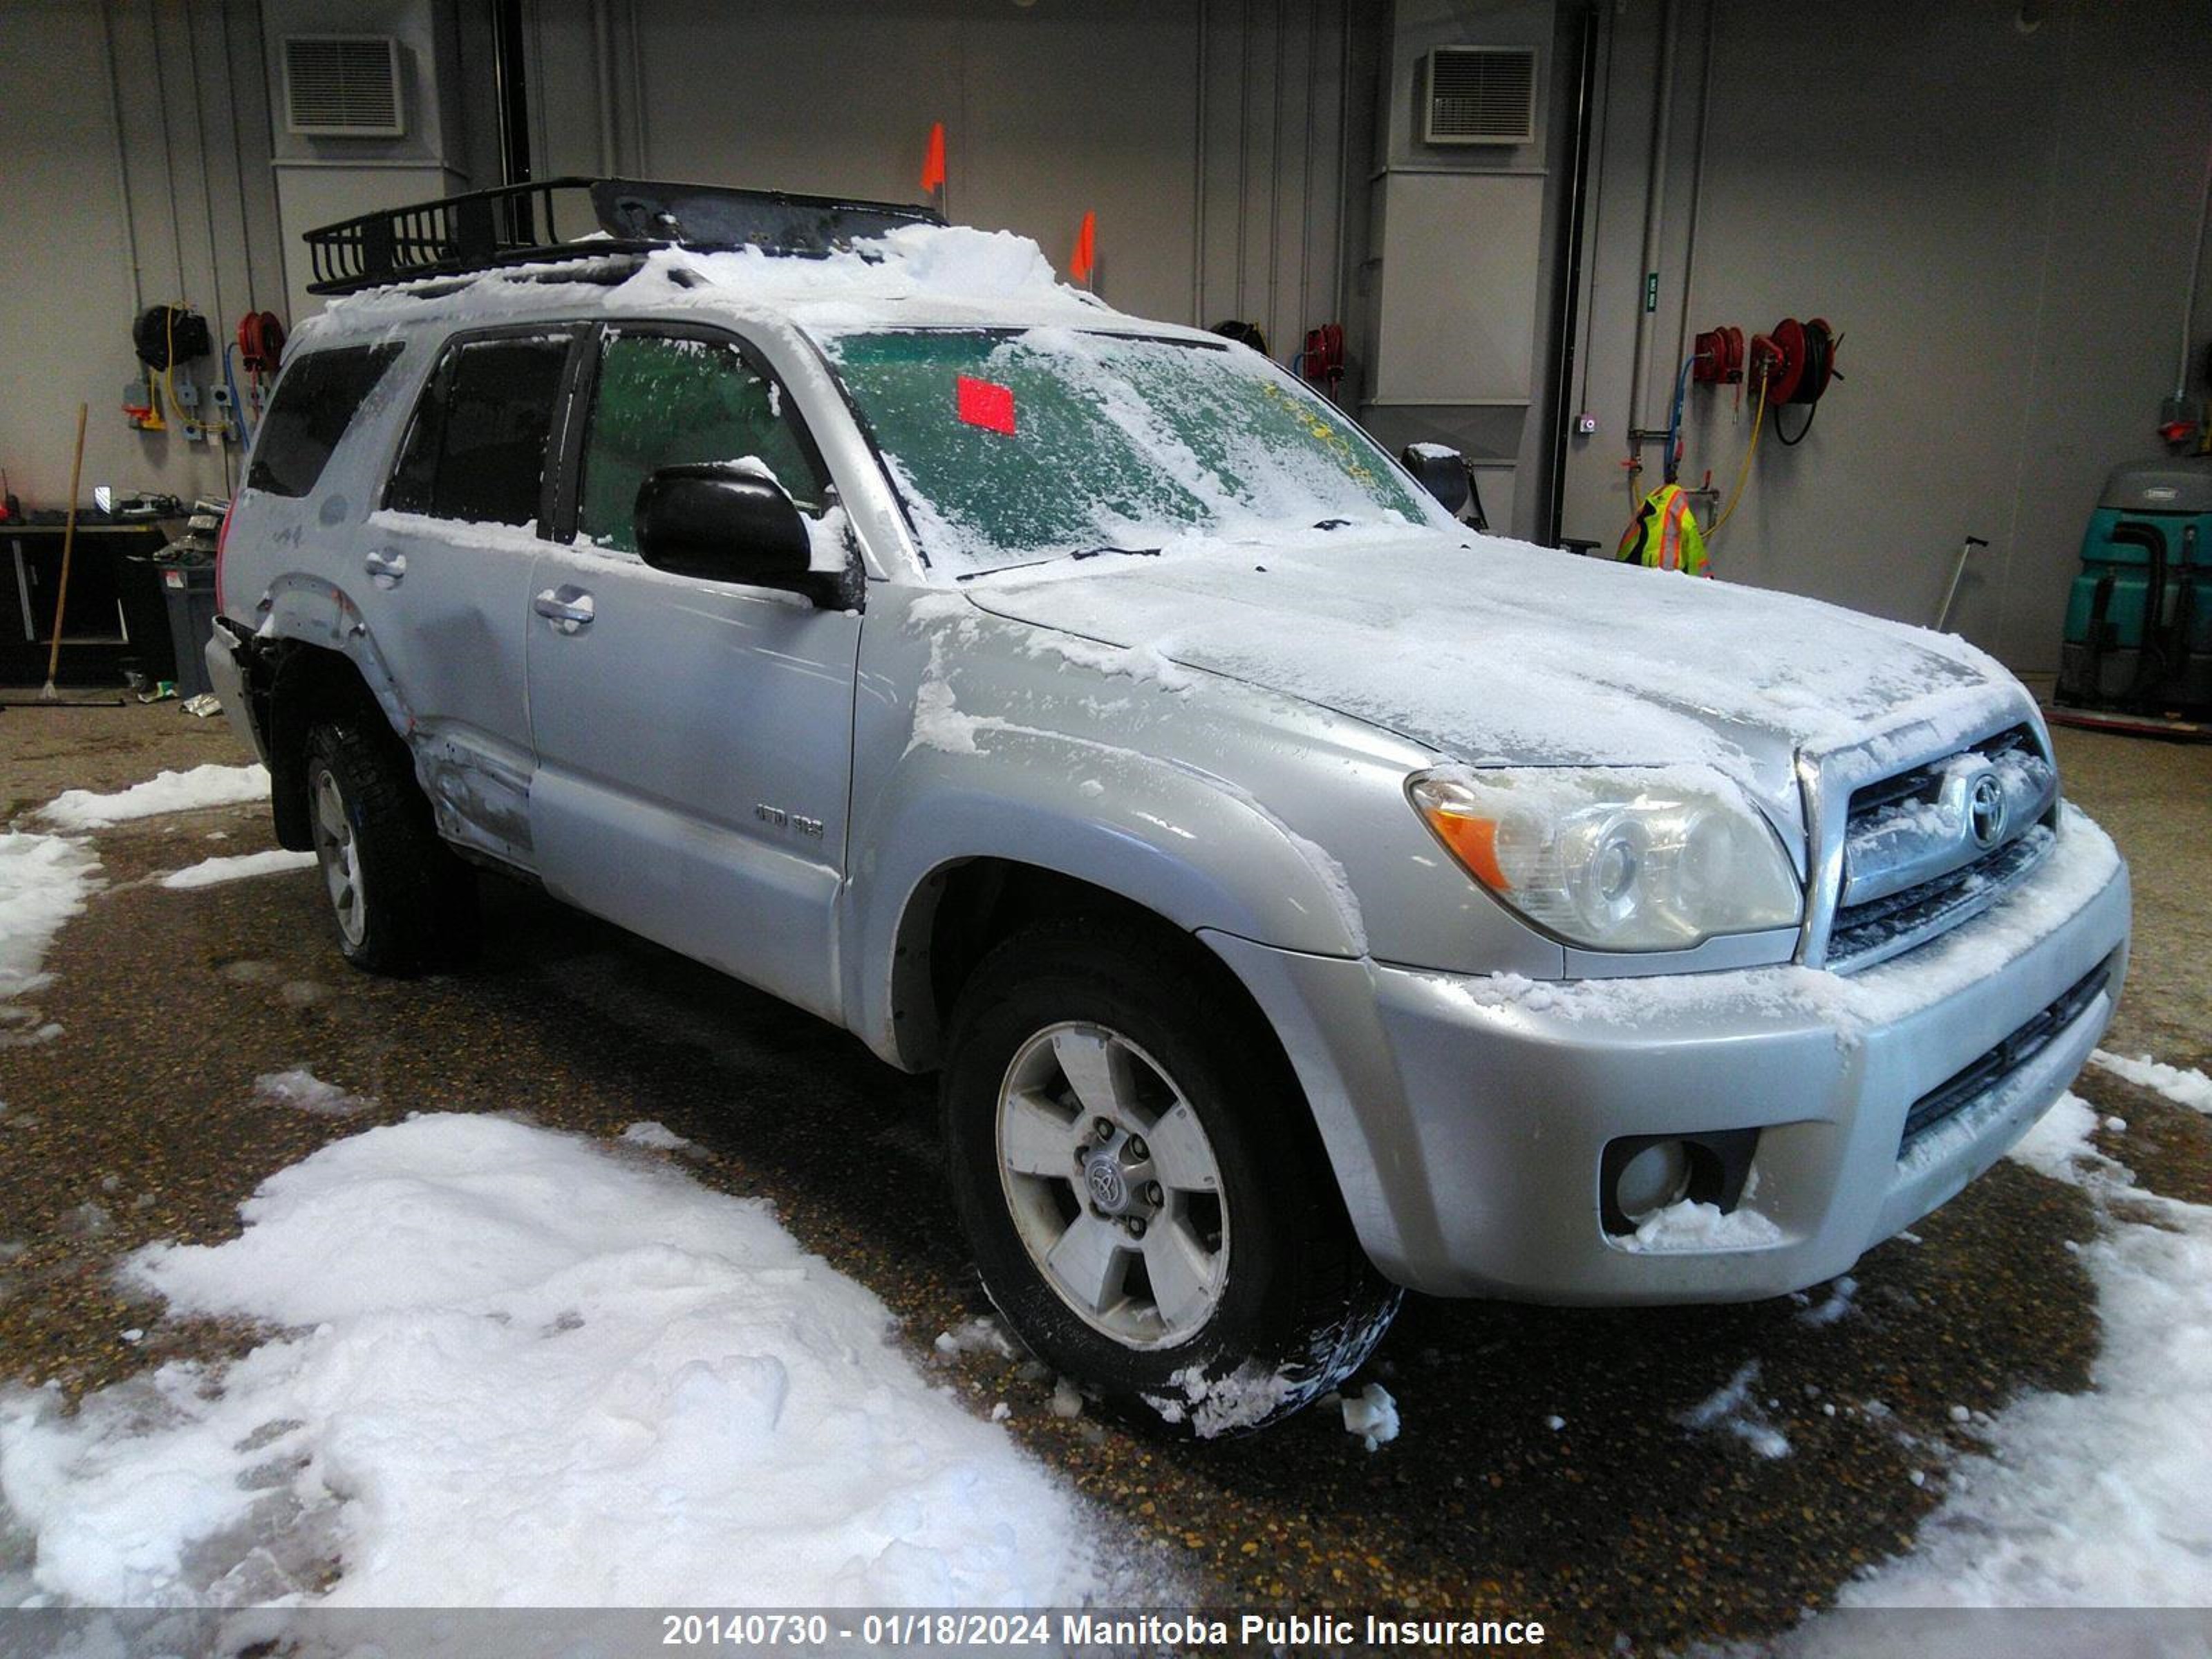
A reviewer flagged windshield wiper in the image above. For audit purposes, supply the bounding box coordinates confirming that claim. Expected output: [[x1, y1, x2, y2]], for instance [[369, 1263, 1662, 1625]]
[[1313, 518, 1353, 531], [950, 545, 1161, 581]]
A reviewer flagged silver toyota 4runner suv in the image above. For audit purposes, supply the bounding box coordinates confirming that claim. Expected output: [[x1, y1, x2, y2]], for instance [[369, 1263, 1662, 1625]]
[[209, 180, 2130, 1435]]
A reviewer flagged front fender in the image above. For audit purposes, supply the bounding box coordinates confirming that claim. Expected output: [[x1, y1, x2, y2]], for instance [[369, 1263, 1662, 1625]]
[[844, 724, 1367, 1067]]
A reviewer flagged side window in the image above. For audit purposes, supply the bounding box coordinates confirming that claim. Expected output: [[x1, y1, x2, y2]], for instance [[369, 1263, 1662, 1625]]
[[386, 332, 572, 527], [246, 344, 402, 498], [574, 331, 828, 554]]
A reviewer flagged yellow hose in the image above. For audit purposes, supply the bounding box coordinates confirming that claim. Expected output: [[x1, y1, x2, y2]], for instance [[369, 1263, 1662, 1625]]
[[1707, 375, 1768, 538]]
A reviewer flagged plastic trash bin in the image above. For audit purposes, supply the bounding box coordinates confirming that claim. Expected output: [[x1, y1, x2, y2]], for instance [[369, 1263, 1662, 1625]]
[[156, 561, 219, 698]]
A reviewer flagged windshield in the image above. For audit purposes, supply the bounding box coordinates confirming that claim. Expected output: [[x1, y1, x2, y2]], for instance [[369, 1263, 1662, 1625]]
[[818, 327, 1438, 576]]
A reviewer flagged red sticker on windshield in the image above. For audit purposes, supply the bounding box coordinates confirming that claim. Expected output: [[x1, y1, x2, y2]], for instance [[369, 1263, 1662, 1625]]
[[956, 375, 1017, 435]]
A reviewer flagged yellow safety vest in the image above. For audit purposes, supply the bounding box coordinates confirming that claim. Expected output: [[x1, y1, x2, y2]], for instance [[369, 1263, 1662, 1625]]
[[1616, 483, 1712, 576]]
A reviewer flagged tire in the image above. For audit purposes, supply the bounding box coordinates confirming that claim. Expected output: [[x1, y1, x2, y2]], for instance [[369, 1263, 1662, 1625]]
[[940, 921, 1400, 1437], [302, 718, 476, 975]]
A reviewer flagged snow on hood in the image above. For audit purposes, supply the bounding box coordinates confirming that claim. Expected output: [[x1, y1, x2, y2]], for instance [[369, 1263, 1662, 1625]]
[[963, 532, 2025, 776]]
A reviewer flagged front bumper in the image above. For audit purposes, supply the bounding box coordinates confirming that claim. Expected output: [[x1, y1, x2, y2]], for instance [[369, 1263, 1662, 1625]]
[[1205, 819, 2130, 1302]]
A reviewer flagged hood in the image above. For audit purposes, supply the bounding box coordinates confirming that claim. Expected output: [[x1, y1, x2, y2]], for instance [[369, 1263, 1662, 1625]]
[[963, 531, 2025, 786]]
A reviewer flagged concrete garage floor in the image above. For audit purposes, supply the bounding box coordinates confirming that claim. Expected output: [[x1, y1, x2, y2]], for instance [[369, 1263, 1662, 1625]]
[[1, 699, 2207, 1649]]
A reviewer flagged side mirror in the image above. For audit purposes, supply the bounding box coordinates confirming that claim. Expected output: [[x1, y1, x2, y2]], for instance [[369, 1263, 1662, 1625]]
[[1400, 444, 1471, 519], [635, 463, 837, 603]]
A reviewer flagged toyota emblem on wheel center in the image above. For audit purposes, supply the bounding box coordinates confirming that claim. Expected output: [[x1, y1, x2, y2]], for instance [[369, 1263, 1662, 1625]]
[[1085, 1156, 1128, 1212]]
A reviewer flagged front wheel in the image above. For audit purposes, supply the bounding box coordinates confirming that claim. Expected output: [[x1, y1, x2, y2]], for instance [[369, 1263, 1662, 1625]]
[[940, 922, 1400, 1436]]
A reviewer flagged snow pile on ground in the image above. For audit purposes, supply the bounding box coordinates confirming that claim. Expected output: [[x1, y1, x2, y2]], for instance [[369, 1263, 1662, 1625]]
[[1794, 1275, 1859, 1329], [1340, 1384, 1400, 1452], [39, 765, 269, 832], [615, 1121, 689, 1152], [0, 1114, 1113, 1607], [253, 1070, 366, 1118], [2090, 1049, 2212, 1114], [1047, 1378, 1085, 1421], [1678, 1360, 1791, 1460], [0, 832, 102, 1010], [160, 850, 317, 891], [932, 1318, 1019, 1361], [1835, 1091, 2212, 1606]]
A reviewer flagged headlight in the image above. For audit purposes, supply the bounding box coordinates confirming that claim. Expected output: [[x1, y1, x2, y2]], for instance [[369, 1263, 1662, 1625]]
[[1409, 767, 1801, 951]]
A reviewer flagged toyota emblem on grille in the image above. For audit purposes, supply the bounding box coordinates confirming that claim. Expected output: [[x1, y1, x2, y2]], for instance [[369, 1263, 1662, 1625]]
[[1968, 773, 2007, 848]]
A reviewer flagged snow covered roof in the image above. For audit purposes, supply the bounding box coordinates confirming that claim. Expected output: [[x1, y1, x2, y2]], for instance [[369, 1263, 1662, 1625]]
[[303, 223, 1197, 347]]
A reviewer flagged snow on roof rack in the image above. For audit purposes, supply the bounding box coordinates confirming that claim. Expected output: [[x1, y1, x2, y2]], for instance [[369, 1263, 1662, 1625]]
[[302, 177, 946, 296]]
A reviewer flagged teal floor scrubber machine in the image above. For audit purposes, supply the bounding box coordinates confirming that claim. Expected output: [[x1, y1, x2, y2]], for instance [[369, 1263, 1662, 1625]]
[[2050, 456, 2212, 739]]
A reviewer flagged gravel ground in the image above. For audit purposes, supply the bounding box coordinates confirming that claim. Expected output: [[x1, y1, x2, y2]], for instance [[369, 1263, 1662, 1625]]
[[1, 700, 2206, 1652]]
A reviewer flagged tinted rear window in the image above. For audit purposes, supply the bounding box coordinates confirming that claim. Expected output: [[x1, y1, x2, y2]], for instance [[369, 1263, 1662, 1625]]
[[246, 344, 402, 498], [386, 333, 573, 527]]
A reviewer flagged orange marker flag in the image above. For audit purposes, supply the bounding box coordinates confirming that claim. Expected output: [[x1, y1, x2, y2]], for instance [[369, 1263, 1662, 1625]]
[[920, 122, 947, 205], [1069, 211, 1096, 288]]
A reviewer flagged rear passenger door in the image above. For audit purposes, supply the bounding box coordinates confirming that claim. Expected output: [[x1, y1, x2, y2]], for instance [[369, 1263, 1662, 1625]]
[[524, 323, 860, 1022], [368, 325, 582, 866]]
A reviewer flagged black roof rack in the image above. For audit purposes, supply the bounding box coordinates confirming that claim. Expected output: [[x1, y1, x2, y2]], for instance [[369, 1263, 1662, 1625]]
[[303, 177, 946, 297]]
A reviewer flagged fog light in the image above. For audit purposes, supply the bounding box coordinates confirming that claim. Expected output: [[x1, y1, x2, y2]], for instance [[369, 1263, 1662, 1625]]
[[1600, 1128, 1762, 1237], [1614, 1139, 1691, 1219]]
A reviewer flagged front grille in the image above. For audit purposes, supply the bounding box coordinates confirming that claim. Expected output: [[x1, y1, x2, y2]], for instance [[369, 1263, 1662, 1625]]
[[1828, 824, 2054, 970], [1898, 959, 2112, 1153], [1824, 724, 2059, 973]]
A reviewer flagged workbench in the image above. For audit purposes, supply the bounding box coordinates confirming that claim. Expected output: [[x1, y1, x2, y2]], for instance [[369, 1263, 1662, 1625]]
[[1, 521, 178, 686]]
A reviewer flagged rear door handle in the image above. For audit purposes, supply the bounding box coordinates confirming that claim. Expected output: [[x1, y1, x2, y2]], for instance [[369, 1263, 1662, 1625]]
[[364, 549, 406, 588], [533, 586, 595, 635]]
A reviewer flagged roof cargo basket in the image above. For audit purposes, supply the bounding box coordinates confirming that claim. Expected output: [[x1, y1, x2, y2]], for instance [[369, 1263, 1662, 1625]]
[[302, 176, 945, 296]]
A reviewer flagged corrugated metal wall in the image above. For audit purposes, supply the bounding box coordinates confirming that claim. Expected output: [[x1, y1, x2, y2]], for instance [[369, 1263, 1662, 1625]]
[[521, 0, 1373, 354], [1559, 0, 2212, 671], [0, 0, 288, 505], [1192, 0, 1359, 354]]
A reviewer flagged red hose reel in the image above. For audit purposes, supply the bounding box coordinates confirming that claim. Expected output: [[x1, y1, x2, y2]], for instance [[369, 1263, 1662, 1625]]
[[1692, 326, 1745, 386], [1694, 319, 1840, 404], [1747, 317, 1839, 406], [1299, 322, 1345, 396], [236, 310, 287, 378]]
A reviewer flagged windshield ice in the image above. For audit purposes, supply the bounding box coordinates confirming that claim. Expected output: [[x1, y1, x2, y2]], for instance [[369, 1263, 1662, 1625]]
[[818, 326, 1438, 577]]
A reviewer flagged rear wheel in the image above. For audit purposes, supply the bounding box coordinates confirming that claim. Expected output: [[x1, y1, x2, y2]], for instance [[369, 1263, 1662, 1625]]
[[941, 922, 1400, 1436], [303, 720, 475, 975]]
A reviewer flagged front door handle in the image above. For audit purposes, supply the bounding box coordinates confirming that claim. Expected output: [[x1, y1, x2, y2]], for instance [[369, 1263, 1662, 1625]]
[[364, 548, 406, 588], [533, 586, 595, 635]]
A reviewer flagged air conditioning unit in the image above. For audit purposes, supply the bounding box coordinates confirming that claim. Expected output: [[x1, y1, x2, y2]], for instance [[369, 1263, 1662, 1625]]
[[1422, 46, 1537, 146], [283, 35, 406, 138]]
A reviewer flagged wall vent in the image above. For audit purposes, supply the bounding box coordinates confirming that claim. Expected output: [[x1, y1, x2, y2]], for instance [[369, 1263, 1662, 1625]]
[[283, 35, 405, 138], [1422, 46, 1537, 145]]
